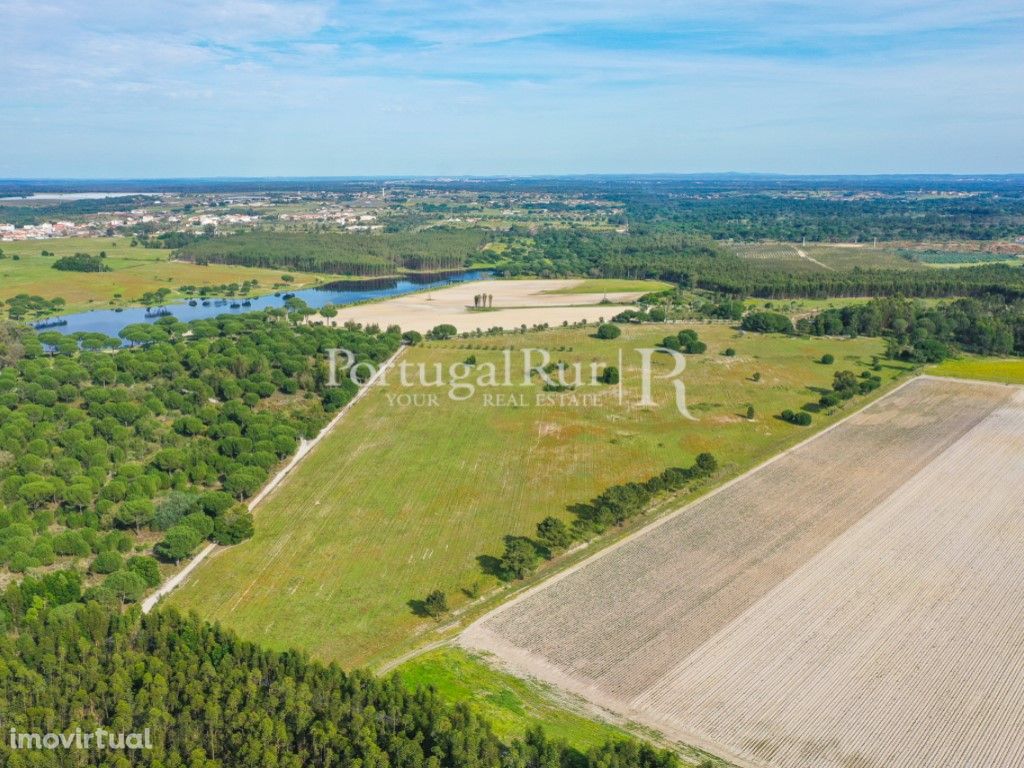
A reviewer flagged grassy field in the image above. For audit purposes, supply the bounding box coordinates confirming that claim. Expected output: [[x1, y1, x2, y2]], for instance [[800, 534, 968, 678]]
[[545, 279, 672, 294], [927, 356, 1024, 385], [396, 647, 725, 764], [396, 647, 631, 750], [170, 322, 911, 668], [0, 237, 325, 313]]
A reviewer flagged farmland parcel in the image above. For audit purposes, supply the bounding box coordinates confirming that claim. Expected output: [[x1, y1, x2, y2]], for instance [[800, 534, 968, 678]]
[[463, 377, 1024, 768], [170, 322, 907, 667]]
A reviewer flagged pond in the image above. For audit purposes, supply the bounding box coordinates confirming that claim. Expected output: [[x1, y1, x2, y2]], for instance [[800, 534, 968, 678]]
[[39, 270, 492, 338]]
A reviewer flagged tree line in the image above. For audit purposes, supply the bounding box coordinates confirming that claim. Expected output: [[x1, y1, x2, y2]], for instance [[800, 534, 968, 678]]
[[176, 229, 491, 276], [0, 575, 679, 768]]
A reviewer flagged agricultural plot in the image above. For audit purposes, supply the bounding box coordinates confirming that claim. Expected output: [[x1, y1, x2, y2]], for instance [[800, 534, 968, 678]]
[[169, 322, 904, 667], [731, 241, 919, 272], [462, 377, 1024, 768]]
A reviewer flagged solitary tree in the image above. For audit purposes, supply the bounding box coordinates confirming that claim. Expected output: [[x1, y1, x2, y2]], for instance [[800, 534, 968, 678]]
[[423, 589, 449, 618]]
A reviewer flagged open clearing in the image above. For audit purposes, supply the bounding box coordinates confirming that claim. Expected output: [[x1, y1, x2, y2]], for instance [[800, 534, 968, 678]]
[[308, 278, 649, 333], [462, 376, 1024, 768], [170, 323, 906, 667], [0, 236, 324, 313]]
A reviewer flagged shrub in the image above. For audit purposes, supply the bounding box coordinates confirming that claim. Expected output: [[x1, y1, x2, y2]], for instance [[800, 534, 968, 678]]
[[53, 530, 90, 557], [90, 550, 123, 574], [423, 589, 448, 618], [427, 324, 457, 340], [820, 353, 835, 364], [126, 555, 161, 588], [694, 452, 718, 475], [780, 409, 812, 426], [599, 366, 620, 385], [595, 323, 621, 340], [212, 507, 255, 545], [154, 525, 202, 563], [152, 491, 199, 531]]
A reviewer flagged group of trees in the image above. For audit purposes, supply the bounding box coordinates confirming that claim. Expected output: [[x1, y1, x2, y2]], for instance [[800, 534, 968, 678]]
[[740, 311, 794, 334], [0, 311, 399, 588], [797, 296, 1024, 360], [0, 578, 679, 768], [660, 328, 706, 354], [482, 453, 720, 588], [819, 370, 882, 409], [51, 253, 110, 272], [611, 306, 668, 323], [1, 294, 67, 321]]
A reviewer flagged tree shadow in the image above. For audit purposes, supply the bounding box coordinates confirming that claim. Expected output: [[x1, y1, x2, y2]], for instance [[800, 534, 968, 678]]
[[407, 598, 431, 618], [476, 554, 503, 578]]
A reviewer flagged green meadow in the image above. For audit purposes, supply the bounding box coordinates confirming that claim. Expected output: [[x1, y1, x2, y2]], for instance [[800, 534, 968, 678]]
[[170, 322, 913, 668], [0, 236, 324, 314], [928, 356, 1024, 385]]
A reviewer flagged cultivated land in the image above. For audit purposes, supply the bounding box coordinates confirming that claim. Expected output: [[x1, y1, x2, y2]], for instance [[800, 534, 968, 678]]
[[0, 237, 324, 313], [169, 320, 908, 667], [731, 241, 922, 271], [462, 377, 1024, 768], [307, 278, 653, 333]]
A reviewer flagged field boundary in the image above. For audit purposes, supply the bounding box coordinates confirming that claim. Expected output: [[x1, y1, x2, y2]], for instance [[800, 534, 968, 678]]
[[142, 345, 407, 613], [458, 373, 929, 634], [375, 367, 922, 670]]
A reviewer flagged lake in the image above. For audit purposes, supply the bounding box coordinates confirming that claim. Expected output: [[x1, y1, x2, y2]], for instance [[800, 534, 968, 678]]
[[40, 270, 492, 338]]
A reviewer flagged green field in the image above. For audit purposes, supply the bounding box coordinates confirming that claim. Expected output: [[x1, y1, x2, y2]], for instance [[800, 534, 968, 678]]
[[396, 647, 631, 750], [927, 356, 1024, 385], [546, 279, 673, 294], [0, 237, 325, 314], [170, 322, 912, 668]]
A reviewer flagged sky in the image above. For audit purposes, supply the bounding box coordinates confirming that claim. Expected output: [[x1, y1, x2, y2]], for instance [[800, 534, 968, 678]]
[[1, 0, 1023, 177]]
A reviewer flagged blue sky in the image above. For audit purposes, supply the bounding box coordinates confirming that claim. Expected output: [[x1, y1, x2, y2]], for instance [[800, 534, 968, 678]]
[[1, 0, 1022, 177]]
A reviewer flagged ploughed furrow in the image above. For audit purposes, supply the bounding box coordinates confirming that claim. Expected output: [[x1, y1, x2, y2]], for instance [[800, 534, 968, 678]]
[[465, 378, 1014, 703], [632, 390, 1024, 768]]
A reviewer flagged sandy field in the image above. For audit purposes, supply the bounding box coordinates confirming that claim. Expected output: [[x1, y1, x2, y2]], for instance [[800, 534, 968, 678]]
[[306, 279, 644, 333], [462, 377, 1024, 768]]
